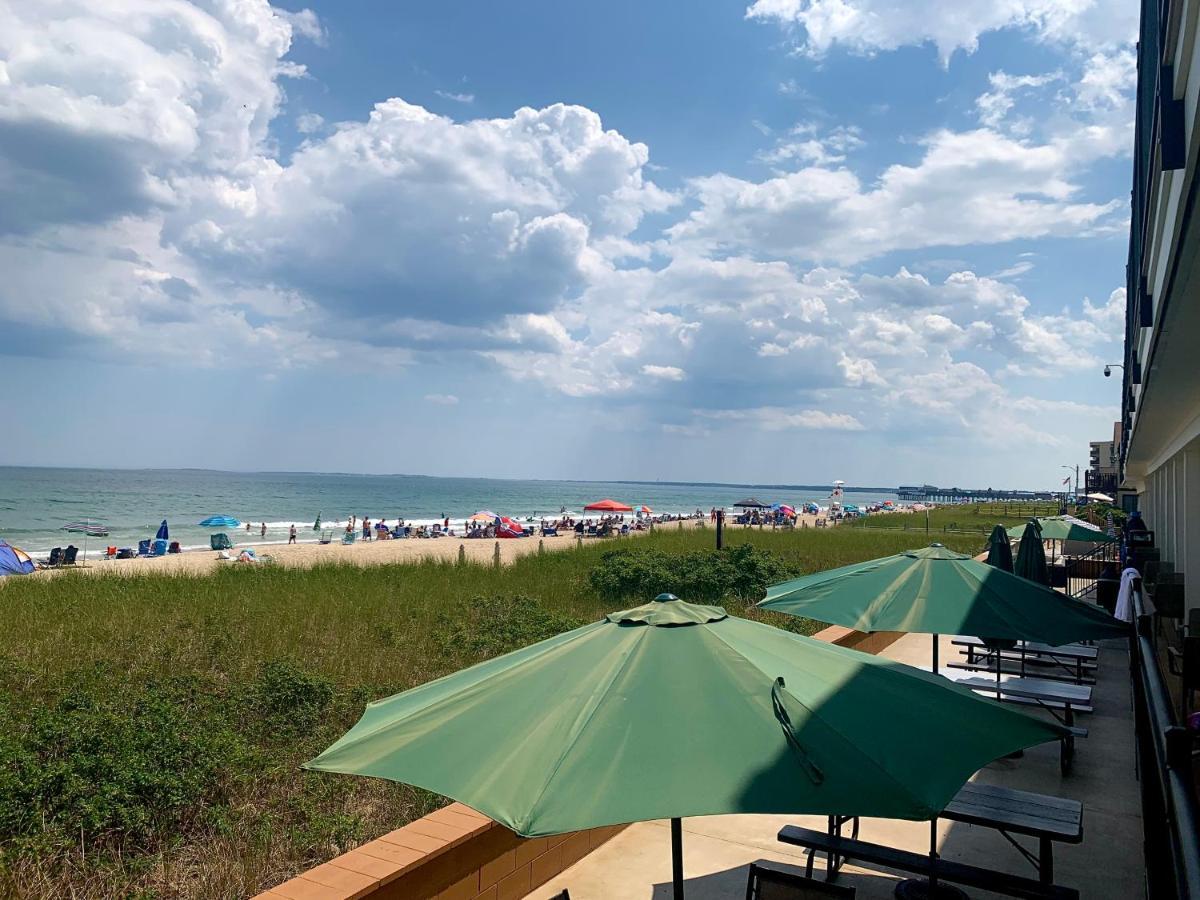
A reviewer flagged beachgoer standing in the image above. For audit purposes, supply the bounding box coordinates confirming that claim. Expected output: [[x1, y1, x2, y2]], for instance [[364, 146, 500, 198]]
[[246, 522, 252, 533], [363, 517, 371, 540], [260, 522, 266, 538], [288, 524, 297, 544]]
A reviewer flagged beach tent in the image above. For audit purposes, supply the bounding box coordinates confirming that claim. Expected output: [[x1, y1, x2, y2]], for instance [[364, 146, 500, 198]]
[[583, 499, 633, 512], [0, 541, 34, 576], [496, 517, 525, 538], [307, 593, 1064, 899], [155, 520, 169, 541], [199, 515, 240, 528]]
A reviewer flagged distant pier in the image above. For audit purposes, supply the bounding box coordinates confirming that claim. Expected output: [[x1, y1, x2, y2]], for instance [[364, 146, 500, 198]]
[[896, 485, 1060, 503]]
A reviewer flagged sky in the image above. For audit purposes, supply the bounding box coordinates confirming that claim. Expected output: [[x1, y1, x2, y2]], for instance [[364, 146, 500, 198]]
[[0, 0, 1135, 489]]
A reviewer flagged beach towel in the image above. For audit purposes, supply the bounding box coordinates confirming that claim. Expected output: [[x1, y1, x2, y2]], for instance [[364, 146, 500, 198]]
[[1114, 566, 1141, 622]]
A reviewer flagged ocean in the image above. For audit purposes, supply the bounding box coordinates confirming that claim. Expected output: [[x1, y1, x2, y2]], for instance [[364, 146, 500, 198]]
[[0, 467, 898, 558]]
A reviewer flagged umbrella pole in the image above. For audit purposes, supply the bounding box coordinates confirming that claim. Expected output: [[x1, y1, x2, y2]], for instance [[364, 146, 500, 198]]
[[671, 817, 684, 900]]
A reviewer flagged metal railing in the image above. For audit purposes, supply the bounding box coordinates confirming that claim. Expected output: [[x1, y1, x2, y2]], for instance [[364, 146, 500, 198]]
[[1065, 540, 1118, 602], [1131, 588, 1200, 898]]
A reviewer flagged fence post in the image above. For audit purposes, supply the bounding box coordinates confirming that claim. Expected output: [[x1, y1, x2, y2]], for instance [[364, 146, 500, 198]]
[[493, 541, 501, 568]]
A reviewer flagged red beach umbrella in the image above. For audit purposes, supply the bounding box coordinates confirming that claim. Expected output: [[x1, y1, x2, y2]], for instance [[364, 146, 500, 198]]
[[583, 499, 634, 512]]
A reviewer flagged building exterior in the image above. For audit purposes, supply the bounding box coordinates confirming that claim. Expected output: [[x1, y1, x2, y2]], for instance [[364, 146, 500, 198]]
[[1121, 0, 1200, 617], [1087, 422, 1121, 496]]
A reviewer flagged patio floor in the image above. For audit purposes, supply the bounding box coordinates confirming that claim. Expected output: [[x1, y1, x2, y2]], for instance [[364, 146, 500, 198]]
[[525, 632, 1143, 899]]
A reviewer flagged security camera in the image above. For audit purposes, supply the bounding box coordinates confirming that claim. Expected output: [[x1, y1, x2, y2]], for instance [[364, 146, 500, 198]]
[[1103, 366, 1112, 377]]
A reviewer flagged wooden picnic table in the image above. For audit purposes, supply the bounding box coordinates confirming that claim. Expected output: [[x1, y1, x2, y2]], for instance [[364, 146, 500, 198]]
[[957, 676, 1093, 774], [951, 636, 1098, 684], [778, 781, 1083, 899]]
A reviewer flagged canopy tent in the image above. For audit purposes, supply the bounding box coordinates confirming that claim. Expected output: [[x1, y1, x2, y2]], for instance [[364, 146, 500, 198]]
[[307, 594, 1064, 899], [733, 497, 770, 508], [583, 499, 633, 512], [1015, 520, 1051, 586], [199, 515, 240, 528], [985, 524, 1013, 572], [155, 520, 169, 541], [760, 544, 1127, 672], [1007, 516, 1115, 543], [0, 540, 34, 576]]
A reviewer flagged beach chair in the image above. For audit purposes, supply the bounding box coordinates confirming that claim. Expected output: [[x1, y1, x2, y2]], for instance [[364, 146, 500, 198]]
[[745, 862, 855, 898], [341, 531, 356, 545], [42, 547, 63, 567], [137, 539, 152, 557], [210, 533, 233, 551], [62, 546, 79, 566], [151, 539, 168, 557], [168, 541, 181, 554]]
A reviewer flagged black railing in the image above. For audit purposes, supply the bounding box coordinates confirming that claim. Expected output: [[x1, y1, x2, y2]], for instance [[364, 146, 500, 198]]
[[1065, 540, 1118, 602], [1131, 588, 1200, 898]]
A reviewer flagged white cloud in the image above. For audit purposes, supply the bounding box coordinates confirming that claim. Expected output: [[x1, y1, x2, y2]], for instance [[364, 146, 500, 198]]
[[976, 71, 1061, 128], [424, 393, 459, 405], [434, 89, 476, 104], [642, 364, 686, 380], [746, 0, 1137, 64], [296, 113, 325, 133], [671, 128, 1121, 265]]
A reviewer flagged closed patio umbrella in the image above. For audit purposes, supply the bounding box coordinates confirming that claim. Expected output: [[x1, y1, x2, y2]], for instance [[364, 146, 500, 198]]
[[759, 544, 1126, 672], [307, 594, 1065, 899], [985, 524, 1012, 572], [155, 519, 169, 541], [1014, 520, 1050, 585]]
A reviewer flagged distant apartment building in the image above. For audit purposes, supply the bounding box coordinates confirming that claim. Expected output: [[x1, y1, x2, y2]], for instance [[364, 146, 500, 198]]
[[1086, 422, 1121, 496], [1120, 0, 1200, 616]]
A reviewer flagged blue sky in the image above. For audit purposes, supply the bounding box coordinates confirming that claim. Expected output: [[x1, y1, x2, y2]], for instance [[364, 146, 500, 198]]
[[0, 0, 1135, 487]]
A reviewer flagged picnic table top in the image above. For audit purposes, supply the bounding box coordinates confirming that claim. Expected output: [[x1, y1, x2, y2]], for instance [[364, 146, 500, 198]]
[[957, 675, 1093, 704], [953, 636, 1099, 660], [945, 781, 1083, 842]]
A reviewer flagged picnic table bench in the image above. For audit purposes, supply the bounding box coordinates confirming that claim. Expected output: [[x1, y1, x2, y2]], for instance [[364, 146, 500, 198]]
[[778, 782, 1082, 899], [950, 637, 1098, 685], [957, 676, 1092, 774]]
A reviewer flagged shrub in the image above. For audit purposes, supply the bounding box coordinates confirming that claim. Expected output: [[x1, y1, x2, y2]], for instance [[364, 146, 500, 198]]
[[588, 544, 795, 603], [244, 660, 335, 737]]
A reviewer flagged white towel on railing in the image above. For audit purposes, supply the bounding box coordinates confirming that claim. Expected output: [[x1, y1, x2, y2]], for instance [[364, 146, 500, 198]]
[[1114, 566, 1140, 622]]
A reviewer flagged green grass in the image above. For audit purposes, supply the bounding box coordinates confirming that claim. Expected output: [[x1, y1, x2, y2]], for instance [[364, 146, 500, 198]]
[[0, 526, 982, 899], [845, 501, 1066, 535]]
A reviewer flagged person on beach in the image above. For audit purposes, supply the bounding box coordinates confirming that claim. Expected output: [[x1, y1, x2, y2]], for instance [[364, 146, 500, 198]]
[[362, 518, 371, 540], [288, 524, 297, 544], [246, 522, 252, 533], [260, 522, 266, 537]]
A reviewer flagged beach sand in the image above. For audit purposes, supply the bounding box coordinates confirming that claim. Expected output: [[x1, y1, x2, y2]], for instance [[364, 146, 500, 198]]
[[27, 514, 829, 578]]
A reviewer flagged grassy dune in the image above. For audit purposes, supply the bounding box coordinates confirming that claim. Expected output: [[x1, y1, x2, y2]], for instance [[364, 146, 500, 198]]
[[0, 526, 982, 899]]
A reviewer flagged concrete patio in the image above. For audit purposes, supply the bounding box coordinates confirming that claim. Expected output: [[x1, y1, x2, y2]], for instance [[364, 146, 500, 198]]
[[526, 632, 1143, 899]]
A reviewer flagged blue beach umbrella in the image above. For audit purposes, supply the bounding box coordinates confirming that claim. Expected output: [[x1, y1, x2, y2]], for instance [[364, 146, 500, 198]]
[[199, 515, 240, 528], [155, 520, 169, 541]]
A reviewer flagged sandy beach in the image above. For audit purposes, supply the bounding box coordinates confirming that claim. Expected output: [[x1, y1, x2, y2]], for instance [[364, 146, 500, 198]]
[[26, 515, 829, 577]]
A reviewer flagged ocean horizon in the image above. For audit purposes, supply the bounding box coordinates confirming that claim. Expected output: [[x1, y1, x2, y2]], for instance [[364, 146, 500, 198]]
[[0, 466, 898, 557]]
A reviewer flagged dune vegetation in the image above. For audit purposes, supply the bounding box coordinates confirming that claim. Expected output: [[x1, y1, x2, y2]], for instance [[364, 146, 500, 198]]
[[0, 525, 983, 899]]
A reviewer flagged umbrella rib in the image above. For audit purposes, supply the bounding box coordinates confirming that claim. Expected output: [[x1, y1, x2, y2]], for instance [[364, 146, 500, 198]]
[[520, 627, 646, 832]]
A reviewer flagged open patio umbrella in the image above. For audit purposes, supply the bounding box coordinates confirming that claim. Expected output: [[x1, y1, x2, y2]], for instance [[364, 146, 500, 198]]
[[1014, 520, 1050, 586], [759, 545, 1126, 672], [306, 594, 1064, 899], [985, 524, 1012, 572], [199, 515, 240, 528], [155, 519, 169, 541], [1008, 516, 1115, 543], [583, 498, 633, 512], [1085, 492, 1114, 503], [468, 510, 500, 523]]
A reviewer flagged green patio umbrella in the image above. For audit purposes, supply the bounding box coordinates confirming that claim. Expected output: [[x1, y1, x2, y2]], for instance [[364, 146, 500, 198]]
[[306, 594, 1064, 899], [759, 545, 1126, 672], [1007, 516, 1115, 543], [1014, 520, 1050, 585], [985, 524, 1013, 572]]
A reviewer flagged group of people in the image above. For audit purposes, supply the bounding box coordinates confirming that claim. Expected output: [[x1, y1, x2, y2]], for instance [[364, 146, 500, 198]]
[[346, 514, 454, 541]]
